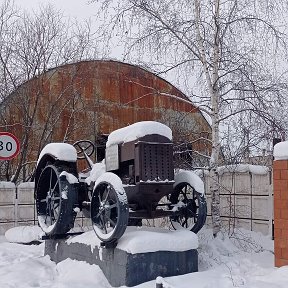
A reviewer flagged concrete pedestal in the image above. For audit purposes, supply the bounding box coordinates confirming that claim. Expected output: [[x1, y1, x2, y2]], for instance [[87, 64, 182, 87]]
[[45, 228, 198, 287]]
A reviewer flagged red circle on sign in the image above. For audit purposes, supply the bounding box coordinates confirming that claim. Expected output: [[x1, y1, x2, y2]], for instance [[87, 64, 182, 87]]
[[0, 132, 20, 160]]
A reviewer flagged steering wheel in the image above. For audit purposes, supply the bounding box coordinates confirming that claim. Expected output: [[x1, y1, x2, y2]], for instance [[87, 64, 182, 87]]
[[73, 140, 95, 160]]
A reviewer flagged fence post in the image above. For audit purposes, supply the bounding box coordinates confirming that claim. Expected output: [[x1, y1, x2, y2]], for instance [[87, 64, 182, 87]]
[[15, 186, 18, 226]]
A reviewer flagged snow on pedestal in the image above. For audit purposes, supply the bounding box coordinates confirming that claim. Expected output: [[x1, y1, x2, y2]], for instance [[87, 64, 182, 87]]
[[45, 227, 199, 287], [67, 226, 198, 253]]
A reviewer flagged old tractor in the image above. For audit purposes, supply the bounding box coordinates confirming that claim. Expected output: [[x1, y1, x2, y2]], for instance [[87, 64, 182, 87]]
[[34, 121, 207, 245]]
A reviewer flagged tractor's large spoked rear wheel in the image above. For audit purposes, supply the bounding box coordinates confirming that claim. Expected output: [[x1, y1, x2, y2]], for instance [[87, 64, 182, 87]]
[[36, 165, 77, 235], [91, 177, 128, 244]]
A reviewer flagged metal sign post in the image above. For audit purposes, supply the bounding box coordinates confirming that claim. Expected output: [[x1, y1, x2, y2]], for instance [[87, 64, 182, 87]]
[[0, 132, 20, 160]]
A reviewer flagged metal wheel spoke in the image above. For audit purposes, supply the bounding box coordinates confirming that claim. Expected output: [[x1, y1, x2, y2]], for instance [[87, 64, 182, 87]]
[[46, 213, 52, 225], [109, 203, 117, 210], [182, 188, 189, 201], [48, 201, 52, 218], [50, 203, 56, 220], [53, 207, 59, 218], [53, 211, 59, 220], [51, 179, 59, 194], [98, 214, 105, 229], [44, 213, 49, 224], [187, 208, 197, 217], [102, 218, 108, 233], [108, 218, 116, 227], [98, 193, 102, 204], [53, 202, 60, 210], [96, 210, 104, 219], [49, 169, 53, 192], [103, 187, 111, 203]]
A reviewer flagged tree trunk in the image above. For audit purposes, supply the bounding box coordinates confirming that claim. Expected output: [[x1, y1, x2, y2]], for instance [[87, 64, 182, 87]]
[[195, 0, 221, 236], [210, 0, 221, 237]]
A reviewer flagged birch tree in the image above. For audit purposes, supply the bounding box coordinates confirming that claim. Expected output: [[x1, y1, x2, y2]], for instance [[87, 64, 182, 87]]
[[91, 0, 288, 236]]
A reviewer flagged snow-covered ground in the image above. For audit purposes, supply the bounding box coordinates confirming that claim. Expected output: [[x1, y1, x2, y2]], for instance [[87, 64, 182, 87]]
[[0, 227, 287, 288]]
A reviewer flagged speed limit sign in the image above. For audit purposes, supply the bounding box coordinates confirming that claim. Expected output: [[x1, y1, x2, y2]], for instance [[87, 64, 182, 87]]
[[0, 132, 20, 160]]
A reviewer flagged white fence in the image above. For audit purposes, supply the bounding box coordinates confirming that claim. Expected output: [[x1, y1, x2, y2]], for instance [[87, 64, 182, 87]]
[[0, 167, 273, 235], [0, 182, 33, 234], [204, 168, 273, 235]]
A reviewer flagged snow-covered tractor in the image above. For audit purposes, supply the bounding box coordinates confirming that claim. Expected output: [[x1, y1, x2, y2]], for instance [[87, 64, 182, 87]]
[[34, 121, 207, 246]]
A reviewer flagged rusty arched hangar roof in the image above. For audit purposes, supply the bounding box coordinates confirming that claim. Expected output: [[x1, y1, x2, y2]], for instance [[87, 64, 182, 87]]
[[2, 59, 211, 147]]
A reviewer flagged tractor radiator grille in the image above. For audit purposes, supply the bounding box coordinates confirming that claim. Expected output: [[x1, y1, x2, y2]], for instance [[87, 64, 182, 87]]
[[136, 142, 174, 182]]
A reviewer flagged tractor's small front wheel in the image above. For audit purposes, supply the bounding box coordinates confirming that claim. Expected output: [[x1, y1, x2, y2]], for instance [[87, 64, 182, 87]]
[[91, 173, 129, 244]]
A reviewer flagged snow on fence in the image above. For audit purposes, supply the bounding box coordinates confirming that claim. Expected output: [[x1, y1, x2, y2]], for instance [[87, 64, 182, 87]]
[[204, 165, 273, 235], [0, 166, 273, 235]]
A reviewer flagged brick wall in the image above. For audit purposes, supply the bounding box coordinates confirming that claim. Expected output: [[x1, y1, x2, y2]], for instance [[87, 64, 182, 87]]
[[273, 160, 288, 267]]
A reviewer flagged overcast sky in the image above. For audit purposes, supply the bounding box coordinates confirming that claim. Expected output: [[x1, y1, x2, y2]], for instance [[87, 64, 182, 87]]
[[12, 0, 125, 59], [14, 0, 95, 20]]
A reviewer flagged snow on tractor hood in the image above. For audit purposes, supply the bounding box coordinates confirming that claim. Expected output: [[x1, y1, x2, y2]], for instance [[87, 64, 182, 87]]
[[37, 143, 77, 165], [106, 121, 172, 148]]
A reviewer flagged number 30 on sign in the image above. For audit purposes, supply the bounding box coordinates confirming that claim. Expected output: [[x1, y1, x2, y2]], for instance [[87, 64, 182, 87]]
[[0, 132, 20, 160]]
